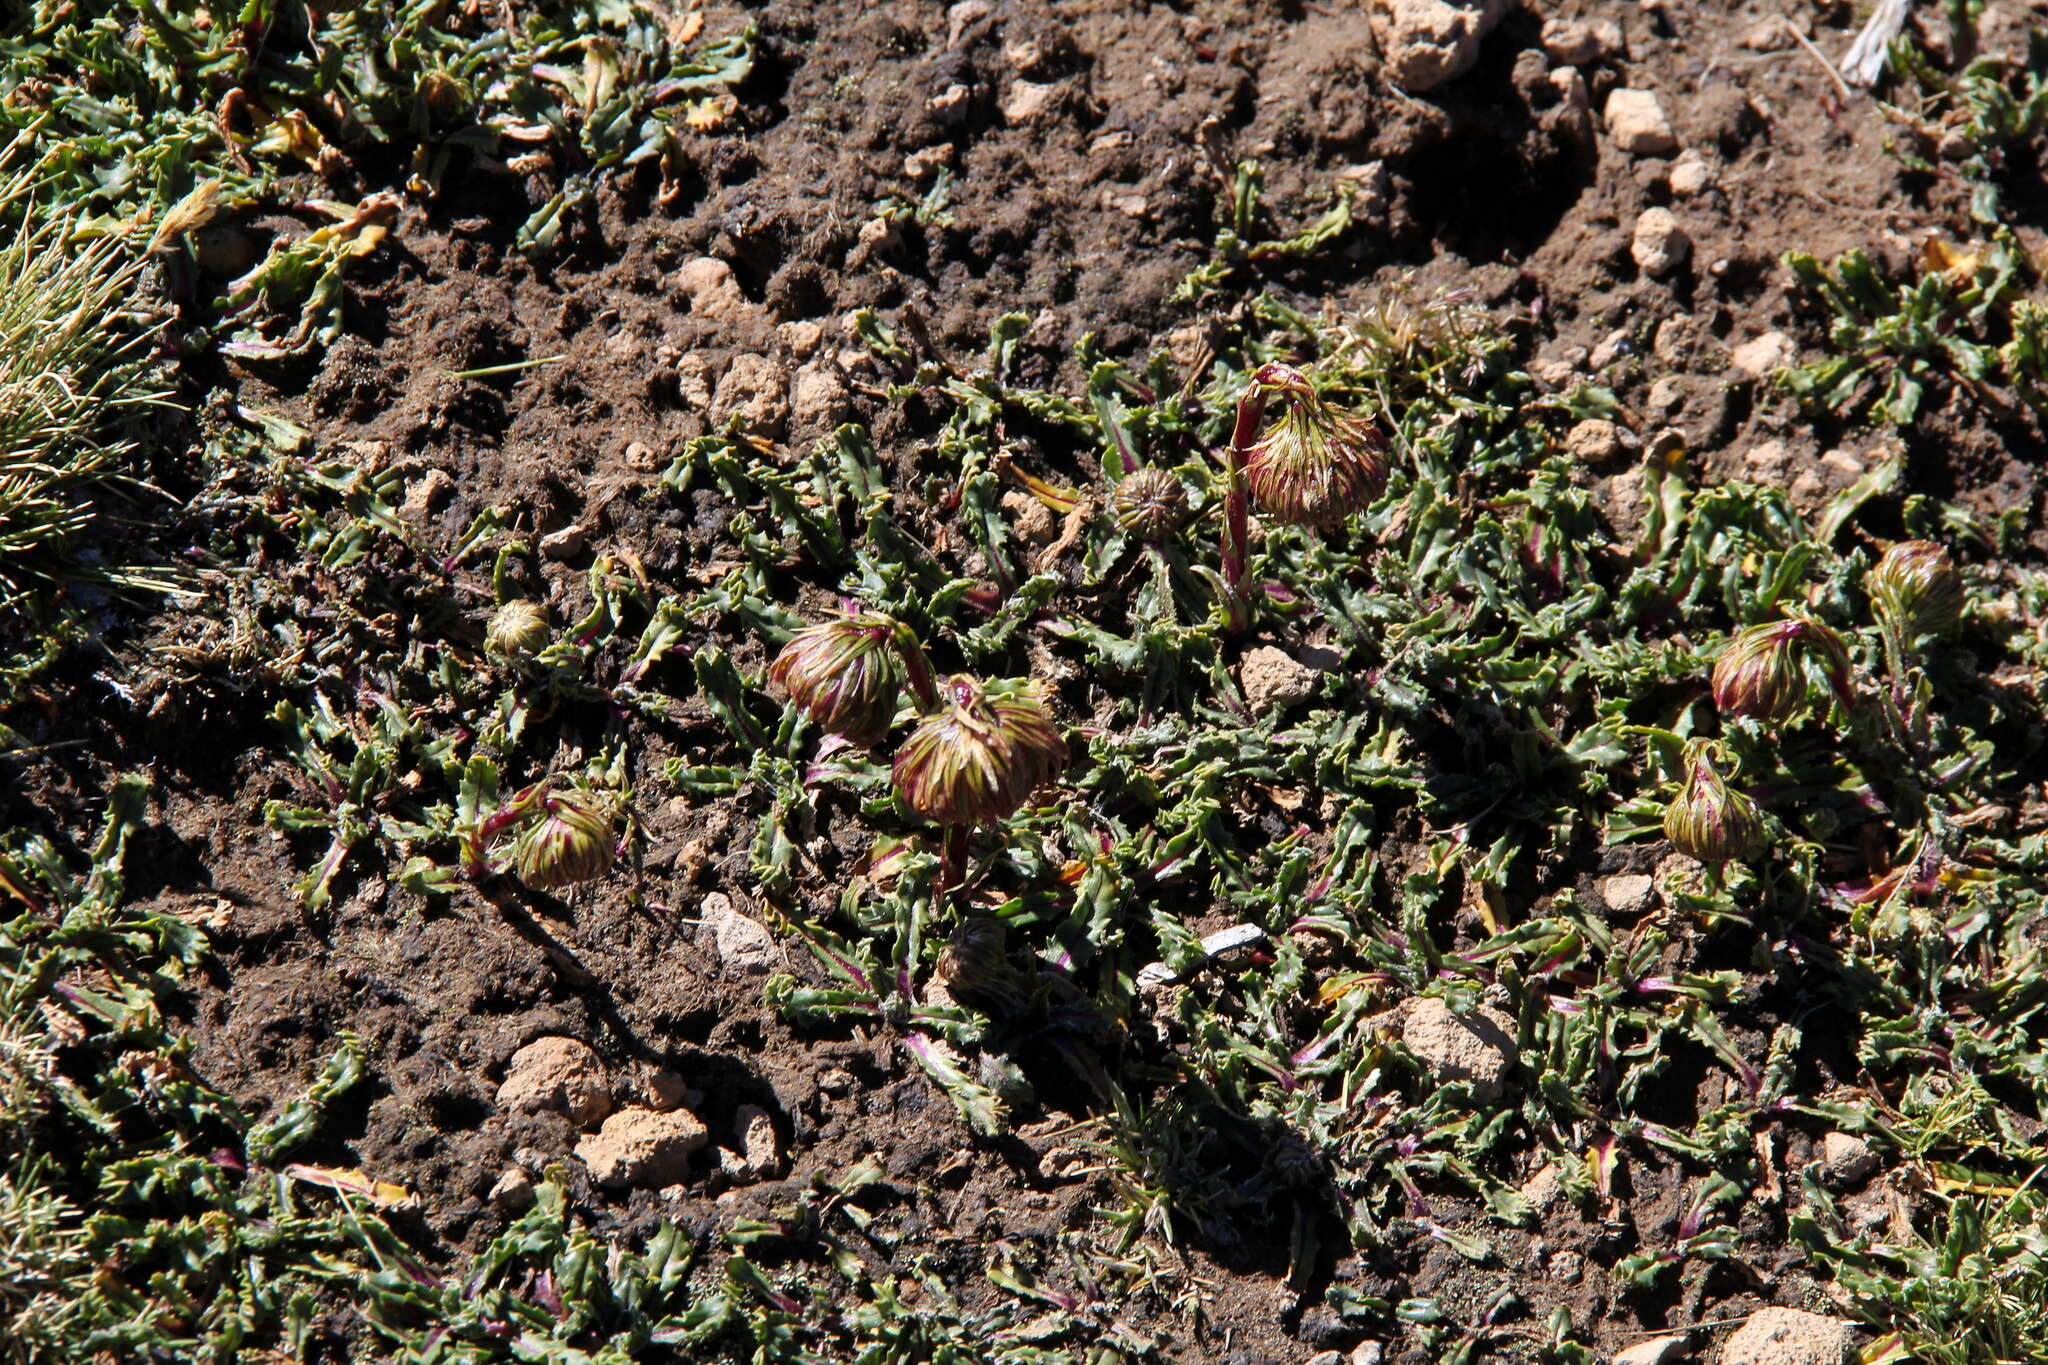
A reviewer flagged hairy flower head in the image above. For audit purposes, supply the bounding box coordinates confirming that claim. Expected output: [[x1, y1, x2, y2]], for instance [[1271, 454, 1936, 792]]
[[768, 613, 914, 746], [1710, 615, 1852, 723], [1868, 540, 1963, 638], [893, 675, 1067, 826], [513, 788, 619, 891], [1112, 467, 1191, 542], [486, 600, 550, 658], [1242, 362, 1389, 528], [1662, 741, 1765, 864]]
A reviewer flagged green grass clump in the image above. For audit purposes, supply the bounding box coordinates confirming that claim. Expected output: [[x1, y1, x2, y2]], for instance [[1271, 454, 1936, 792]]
[[0, 158, 165, 626]]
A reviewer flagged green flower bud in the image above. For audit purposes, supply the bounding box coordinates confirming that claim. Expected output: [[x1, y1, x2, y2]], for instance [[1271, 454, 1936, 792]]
[[487, 600, 550, 658], [1243, 363, 1389, 528], [1710, 615, 1852, 723], [1111, 467, 1190, 542], [1869, 540, 1963, 637], [893, 675, 1067, 826], [768, 613, 915, 746], [513, 788, 619, 890], [1663, 742, 1765, 864]]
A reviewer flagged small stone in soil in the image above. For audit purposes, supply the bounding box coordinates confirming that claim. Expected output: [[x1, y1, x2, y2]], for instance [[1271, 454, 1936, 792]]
[[1612, 1336, 1689, 1365], [1240, 645, 1324, 712], [496, 1036, 613, 1128], [1603, 872, 1657, 915], [489, 1168, 535, 1213], [1564, 418, 1623, 465], [1399, 997, 1518, 1101], [575, 1106, 709, 1190], [1720, 1307, 1854, 1365], [1632, 207, 1691, 277], [1818, 1131, 1879, 1187], [704, 892, 779, 974], [1605, 88, 1679, 155]]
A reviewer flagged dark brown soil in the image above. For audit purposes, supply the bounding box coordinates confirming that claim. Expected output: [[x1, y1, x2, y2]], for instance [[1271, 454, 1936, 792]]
[[18, 0, 2047, 1359]]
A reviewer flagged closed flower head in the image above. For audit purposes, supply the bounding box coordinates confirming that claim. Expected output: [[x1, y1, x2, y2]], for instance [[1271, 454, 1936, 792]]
[[486, 600, 550, 658], [768, 613, 918, 746], [1112, 467, 1190, 543], [1711, 615, 1852, 723], [514, 788, 618, 891], [1869, 540, 1963, 638], [893, 675, 1067, 826], [1663, 741, 1765, 864], [1242, 362, 1389, 528]]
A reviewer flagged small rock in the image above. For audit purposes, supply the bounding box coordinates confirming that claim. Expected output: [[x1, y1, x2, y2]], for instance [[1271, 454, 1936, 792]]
[[925, 82, 971, 124], [945, 0, 992, 48], [489, 1168, 535, 1213], [1720, 1307, 1854, 1365], [675, 352, 717, 408], [736, 1102, 783, 1176], [1744, 439, 1793, 478], [704, 892, 779, 974], [575, 1106, 709, 1189], [401, 468, 455, 519], [1818, 1131, 1879, 1188], [1937, 128, 1977, 161], [1001, 489, 1058, 545], [1606, 88, 1679, 156], [1653, 315, 1696, 365], [1646, 376, 1687, 416], [1738, 17, 1792, 51], [790, 361, 849, 430], [1349, 1346, 1385, 1365], [497, 1037, 613, 1128], [1307, 1353, 1343, 1365], [1540, 17, 1605, 65], [1603, 872, 1657, 915], [1240, 645, 1322, 712], [676, 257, 759, 324], [1668, 148, 1718, 196], [777, 320, 826, 358], [1565, 418, 1623, 465], [1548, 1249, 1583, 1284], [1002, 79, 1061, 123], [1631, 207, 1690, 277], [1547, 66, 1591, 110], [539, 523, 587, 560], [1520, 1162, 1563, 1209], [1399, 997, 1518, 1101], [1588, 327, 1633, 371], [818, 1066, 856, 1096], [1820, 449, 1867, 478], [710, 353, 791, 437], [1369, 0, 1514, 93], [640, 1068, 689, 1112], [1730, 331, 1795, 379], [1613, 1335, 1689, 1365]]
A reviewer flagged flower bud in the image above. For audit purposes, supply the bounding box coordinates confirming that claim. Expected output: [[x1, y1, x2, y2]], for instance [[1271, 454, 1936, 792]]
[[1243, 363, 1389, 528], [1663, 742, 1765, 864], [486, 600, 550, 658], [513, 788, 618, 890], [1868, 540, 1963, 637], [936, 916, 1025, 1013], [1111, 467, 1190, 542], [768, 614, 912, 746], [893, 675, 1067, 826], [1710, 615, 1852, 723]]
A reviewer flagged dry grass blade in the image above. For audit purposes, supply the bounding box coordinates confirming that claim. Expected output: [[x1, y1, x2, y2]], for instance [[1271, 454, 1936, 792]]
[[0, 160, 171, 618]]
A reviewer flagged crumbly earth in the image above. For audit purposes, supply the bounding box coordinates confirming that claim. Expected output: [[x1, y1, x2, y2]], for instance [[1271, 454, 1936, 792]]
[[12, 0, 2043, 1360]]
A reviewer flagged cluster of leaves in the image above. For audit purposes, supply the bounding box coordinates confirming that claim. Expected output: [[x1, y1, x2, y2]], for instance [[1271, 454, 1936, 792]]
[[654, 243, 2048, 1356], [0, 0, 754, 356], [1780, 15, 2048, 425], [1, 774, 1165, 1364]]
